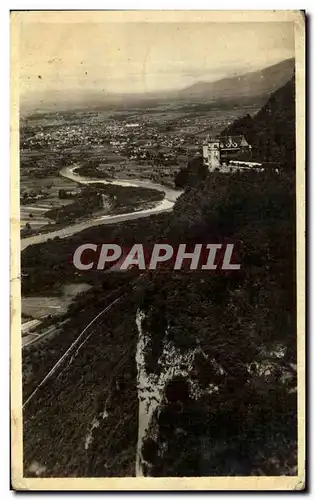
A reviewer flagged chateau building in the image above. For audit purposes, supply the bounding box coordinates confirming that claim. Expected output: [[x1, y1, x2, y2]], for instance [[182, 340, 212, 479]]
[[203, 135, 254, 172]]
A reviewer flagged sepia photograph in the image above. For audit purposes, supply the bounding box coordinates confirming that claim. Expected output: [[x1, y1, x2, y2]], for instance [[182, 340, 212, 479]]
[[10, 10, 305, 490]]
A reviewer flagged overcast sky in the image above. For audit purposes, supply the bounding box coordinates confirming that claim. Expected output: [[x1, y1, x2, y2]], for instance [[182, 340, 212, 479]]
[[20, 21, 295, 97]]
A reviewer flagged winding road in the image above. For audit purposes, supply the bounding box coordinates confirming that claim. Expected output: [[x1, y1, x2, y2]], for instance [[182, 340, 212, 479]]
[[21, 166, 182, 251]]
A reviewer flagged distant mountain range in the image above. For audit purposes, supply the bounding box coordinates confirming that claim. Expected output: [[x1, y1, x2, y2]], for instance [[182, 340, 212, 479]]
[[21, 58, 295, 114], [177, 58, 295, 101]]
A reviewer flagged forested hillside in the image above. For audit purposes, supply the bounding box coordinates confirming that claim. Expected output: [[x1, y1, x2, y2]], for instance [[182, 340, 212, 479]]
[[22, 76, 297, 477], [221, 77, 296, 170], [138, 76, 297, 476]]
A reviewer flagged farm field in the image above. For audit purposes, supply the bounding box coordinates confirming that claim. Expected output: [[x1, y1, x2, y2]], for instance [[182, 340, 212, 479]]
[[20, 175, 81, 229], [22, 283, 92, 319]]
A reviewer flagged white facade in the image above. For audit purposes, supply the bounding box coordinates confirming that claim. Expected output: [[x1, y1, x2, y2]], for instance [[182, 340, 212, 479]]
[[203, 141, 221, 171]]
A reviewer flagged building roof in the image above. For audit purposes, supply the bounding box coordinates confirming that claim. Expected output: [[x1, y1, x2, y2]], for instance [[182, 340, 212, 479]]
[[219, 135, 250, 149], [206, 135, 251, 149]]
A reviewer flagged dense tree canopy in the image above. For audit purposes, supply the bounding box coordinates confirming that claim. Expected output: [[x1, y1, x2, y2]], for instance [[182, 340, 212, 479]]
[[22, 75, 297, 477]]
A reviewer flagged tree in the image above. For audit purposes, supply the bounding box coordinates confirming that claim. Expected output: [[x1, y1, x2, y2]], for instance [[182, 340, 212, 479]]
[[174, 157, 208, 189]]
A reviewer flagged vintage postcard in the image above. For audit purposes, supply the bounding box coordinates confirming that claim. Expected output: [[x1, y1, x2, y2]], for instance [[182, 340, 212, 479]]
[[11, 10, 305, 490]]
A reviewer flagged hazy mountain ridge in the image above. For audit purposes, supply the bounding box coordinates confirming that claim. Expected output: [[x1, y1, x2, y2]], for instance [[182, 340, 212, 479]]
[[21, 58, 295, 114], [178, 58, 295, 100]]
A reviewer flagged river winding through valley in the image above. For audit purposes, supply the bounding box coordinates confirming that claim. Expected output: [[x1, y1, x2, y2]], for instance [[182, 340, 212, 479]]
[[21, 166, 182, 251]]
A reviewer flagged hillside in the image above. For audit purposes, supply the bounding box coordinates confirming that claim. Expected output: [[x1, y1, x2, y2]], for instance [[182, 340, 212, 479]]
[[22, 181, 297, 479], [220, 77, 296, 170], [178, 58, 295, 102], [175, 76, 296, 191], [22, 74, 297, 477]]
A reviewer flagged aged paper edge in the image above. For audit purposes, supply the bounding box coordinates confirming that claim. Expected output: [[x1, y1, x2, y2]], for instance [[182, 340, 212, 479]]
[[10, 10, 306, 491]]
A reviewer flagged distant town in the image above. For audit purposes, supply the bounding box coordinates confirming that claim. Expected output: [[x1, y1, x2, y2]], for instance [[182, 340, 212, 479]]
[[20, 104, 260, 181]]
